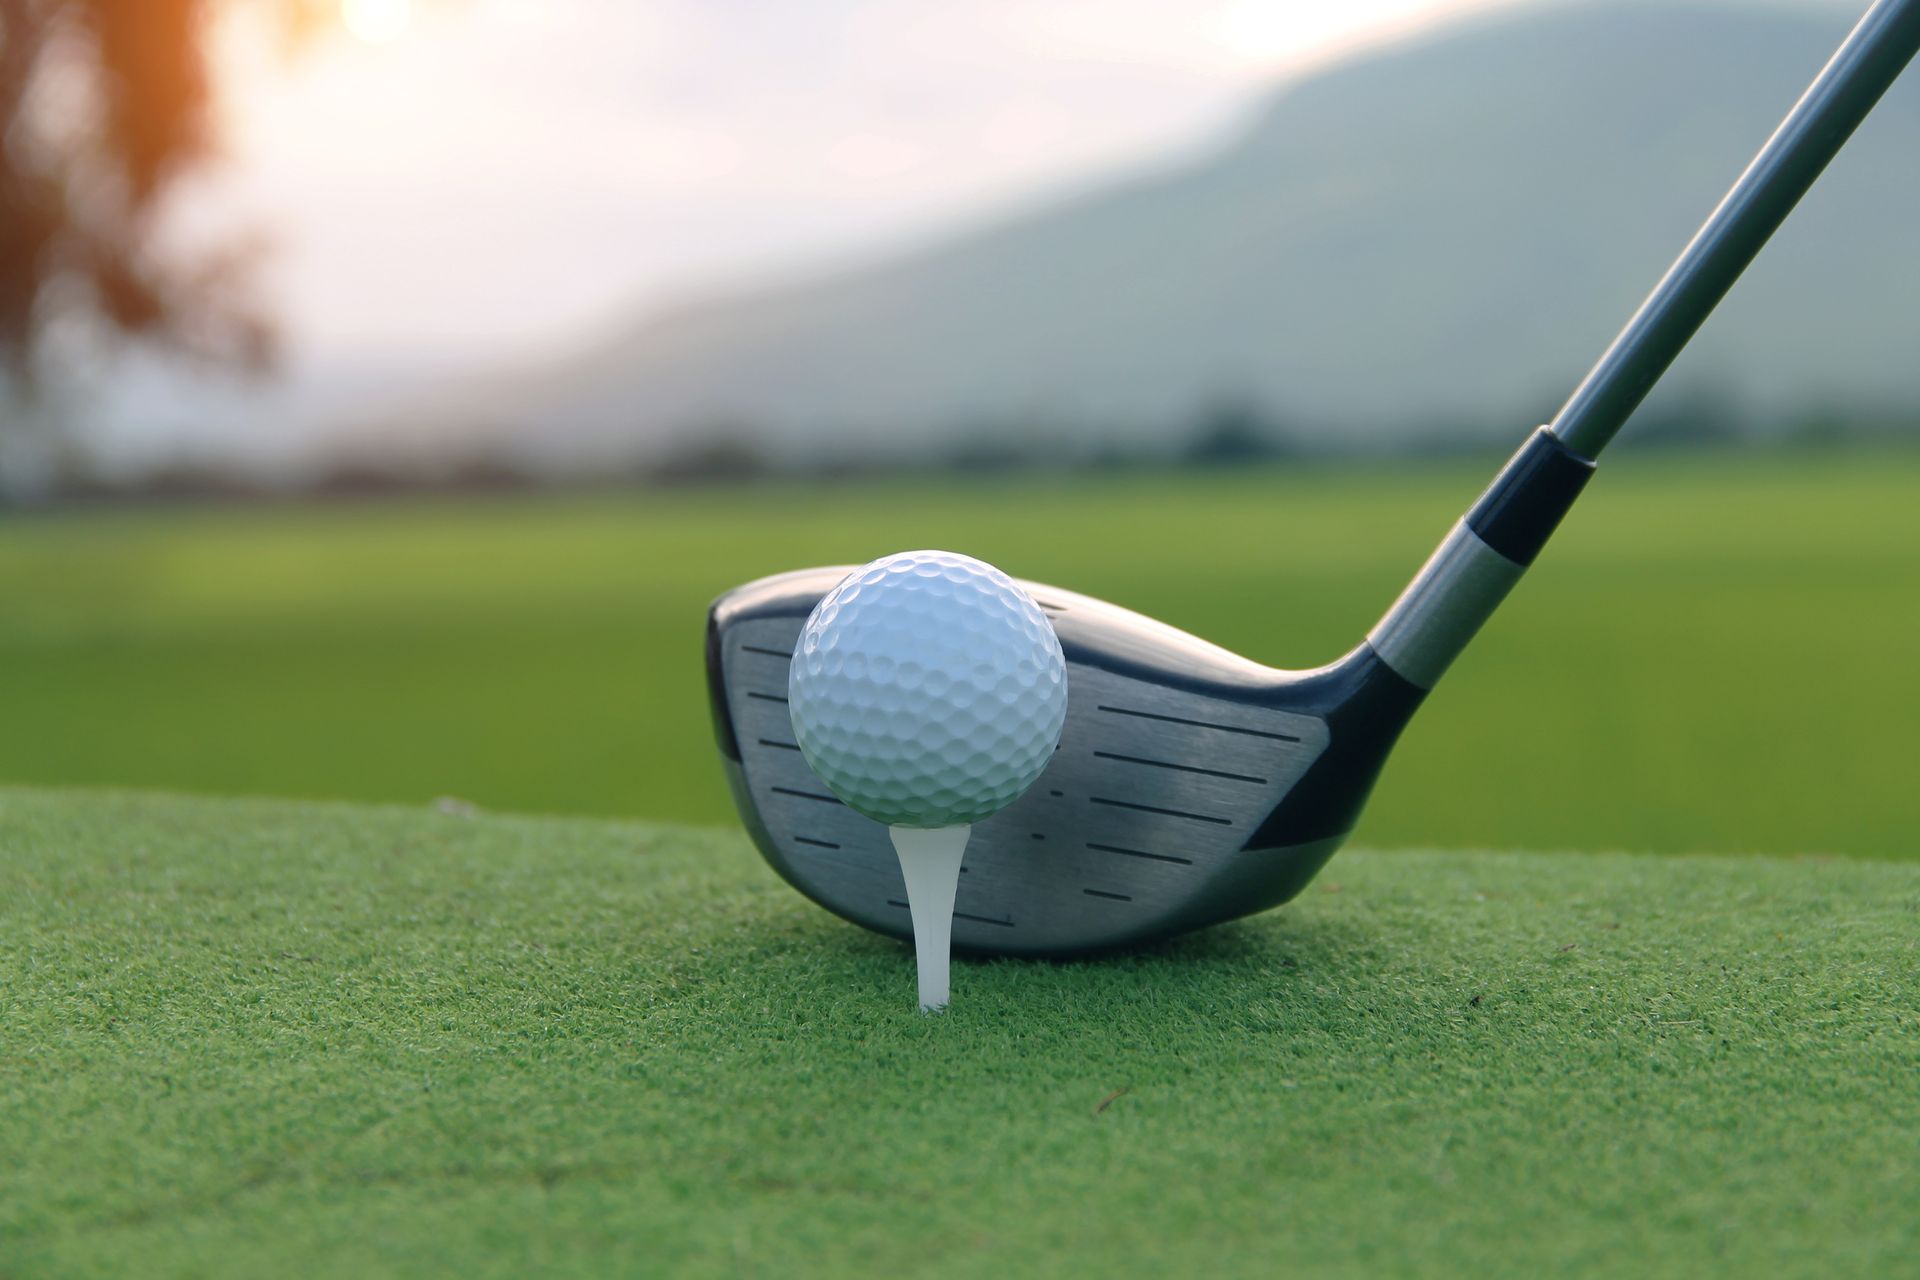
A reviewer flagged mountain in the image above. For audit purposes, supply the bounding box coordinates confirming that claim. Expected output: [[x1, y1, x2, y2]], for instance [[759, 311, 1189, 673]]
[[387, 2, 1920, 472]]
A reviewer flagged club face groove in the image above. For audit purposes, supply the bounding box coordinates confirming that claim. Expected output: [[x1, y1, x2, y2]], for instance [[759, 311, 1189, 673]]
[[709, 568, 1420, 955]]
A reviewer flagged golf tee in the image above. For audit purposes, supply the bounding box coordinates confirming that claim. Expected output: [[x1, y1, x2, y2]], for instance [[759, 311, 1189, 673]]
[[888, 823, 971, 1011]]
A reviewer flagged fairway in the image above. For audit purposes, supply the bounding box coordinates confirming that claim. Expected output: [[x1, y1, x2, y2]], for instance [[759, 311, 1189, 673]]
[[1, 448, 1917, 859], [3, 787, 1915, 1278]]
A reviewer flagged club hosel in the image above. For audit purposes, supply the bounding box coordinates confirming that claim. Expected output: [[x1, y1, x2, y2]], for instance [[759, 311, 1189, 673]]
[[1366, 427, 1596, 690]]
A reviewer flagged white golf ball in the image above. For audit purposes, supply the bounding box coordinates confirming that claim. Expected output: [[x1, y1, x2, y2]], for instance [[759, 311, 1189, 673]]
[[788, 550, 1068, 828]]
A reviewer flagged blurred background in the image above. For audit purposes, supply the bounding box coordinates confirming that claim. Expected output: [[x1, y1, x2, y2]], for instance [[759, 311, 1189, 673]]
[[1, 0, 1914, 858]]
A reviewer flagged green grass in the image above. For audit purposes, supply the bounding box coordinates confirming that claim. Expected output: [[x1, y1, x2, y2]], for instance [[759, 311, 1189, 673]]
[[3, 786, 1915, 1278], [1, 448, 1918, 858]]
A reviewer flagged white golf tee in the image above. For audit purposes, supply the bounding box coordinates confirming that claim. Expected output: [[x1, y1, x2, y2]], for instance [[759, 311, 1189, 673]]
[[887, 823, 971, 1011]]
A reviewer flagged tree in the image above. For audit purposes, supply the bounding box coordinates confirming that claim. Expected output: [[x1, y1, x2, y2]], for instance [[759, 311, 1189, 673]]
[[1181, 396, 1294, 467], [0, 0, 318, 491]]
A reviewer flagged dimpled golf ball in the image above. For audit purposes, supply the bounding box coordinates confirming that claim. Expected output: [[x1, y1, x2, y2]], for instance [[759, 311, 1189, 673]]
[[789, 550, 1068, 828]]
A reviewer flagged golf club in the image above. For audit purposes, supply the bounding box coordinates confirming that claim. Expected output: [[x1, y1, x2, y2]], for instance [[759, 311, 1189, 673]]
[[706, 0, 1920, 956]]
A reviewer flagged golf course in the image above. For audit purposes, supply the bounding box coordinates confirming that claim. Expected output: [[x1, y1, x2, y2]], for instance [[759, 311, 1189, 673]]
[[2, 447, 1916, 858], [5, 0, 1919, 1269], [4, 448, 1919, 1277]]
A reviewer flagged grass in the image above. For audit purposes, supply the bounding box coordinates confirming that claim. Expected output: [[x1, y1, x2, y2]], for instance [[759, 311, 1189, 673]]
[[2, 786, 1916, 1277], [1, 448, 1919, 859]]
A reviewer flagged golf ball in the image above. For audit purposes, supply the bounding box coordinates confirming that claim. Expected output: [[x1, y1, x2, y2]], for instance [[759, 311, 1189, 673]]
[[788, 550, 1068, 828]]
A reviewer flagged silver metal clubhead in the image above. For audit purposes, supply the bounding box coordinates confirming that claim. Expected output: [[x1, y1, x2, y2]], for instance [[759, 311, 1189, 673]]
[[707, 567, 1426, 956]]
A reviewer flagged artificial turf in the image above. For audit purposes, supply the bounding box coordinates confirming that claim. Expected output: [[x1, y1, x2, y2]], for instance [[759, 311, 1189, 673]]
[[3, 787, 1915, 1277]]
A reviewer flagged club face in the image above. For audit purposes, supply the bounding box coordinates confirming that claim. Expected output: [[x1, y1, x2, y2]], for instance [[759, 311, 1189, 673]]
[[708, 568, 1424, 955]]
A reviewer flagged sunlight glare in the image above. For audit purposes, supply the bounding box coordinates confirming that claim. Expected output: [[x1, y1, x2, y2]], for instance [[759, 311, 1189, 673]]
[[342, 0, 412, 45], [1213, 0, 1496, 71]]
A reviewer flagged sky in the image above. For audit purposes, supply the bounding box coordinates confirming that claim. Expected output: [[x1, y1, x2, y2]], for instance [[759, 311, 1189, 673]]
[[192, 0, 1531, 370], [123, 0, 1847, 467]]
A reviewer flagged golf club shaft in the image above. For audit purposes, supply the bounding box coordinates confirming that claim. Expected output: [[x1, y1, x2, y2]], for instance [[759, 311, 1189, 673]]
[[1552, 0, 1920, 458], [1367, 0, 1920, 691]]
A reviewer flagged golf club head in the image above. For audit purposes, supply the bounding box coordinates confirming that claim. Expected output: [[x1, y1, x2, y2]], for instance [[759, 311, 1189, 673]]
[[707, 568, 1426, 956]]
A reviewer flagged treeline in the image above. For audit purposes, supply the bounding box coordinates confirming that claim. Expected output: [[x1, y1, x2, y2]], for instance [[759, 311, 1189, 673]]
[[19, 399, 1920, 508], [639, 399, 1920, 486]]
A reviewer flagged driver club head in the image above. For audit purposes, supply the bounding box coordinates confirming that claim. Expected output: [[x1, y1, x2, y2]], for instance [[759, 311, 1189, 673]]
[[706, 566, 1426, 956]]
